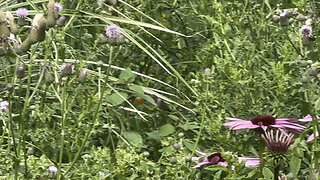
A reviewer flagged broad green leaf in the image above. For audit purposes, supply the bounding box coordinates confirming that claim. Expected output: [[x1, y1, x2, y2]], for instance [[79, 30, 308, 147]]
[[181, 122, 200, 131], [142, 94, 156, 106], [146, 131, 161, 141], [290, 156, 301, 177], [105, 92, 128, 106], [122, 131, 143, 147], [262, 167, 274, 180], [119, 68, 135, 83], [129, 84, 144, 95], [183, 141, 198, 152], [315, 97, 320, 111], [158, 124, 175, 137]]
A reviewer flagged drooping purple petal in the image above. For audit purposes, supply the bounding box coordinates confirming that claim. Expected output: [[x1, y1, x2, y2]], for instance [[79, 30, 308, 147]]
[[238, 157, 260, 168], [298, 114, 313, 122], [307, 131, 318, 142]]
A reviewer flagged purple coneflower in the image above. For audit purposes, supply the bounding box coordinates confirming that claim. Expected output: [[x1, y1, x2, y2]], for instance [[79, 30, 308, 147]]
[[224, 115, 306, 133], [192, 152, 227, 168], [298, 114, 319, 142], [262, 129, 294, 154], [192, 152, 260, 169], [16, 8, 28, 18]]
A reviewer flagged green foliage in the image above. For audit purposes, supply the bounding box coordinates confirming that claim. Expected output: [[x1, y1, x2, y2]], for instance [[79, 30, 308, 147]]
[[0, 0, 319, 179]]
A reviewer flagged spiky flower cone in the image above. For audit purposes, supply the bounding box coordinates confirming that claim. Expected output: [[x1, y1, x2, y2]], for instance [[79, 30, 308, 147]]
[[29, 14, 47, 44]]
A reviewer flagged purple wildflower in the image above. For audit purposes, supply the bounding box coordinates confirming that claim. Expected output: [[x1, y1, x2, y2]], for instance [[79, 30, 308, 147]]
[[48, 165, 58, 177], [16, 8, 28, 18], [224, 115, 306, 133], [298, 114, 319, 142], [0, 101, 9, 112], [192, 152, 260, 169], [238, 157, 260, 168], [105, 24, 122, 39], [300, 24, 312, 37], [54, 3, 63, 13]]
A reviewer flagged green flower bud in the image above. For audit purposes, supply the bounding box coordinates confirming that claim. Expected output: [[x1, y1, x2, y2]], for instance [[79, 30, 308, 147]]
[[29, 14, 47, 44]]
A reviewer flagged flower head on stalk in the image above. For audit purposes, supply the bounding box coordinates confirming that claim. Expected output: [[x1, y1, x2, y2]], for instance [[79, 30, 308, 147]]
[[104, 24, 126, 45], [192, 151, 260, 169], [224, 115, 306, 133], [298, 114, 319, 142], [16, 8, 28, 18]]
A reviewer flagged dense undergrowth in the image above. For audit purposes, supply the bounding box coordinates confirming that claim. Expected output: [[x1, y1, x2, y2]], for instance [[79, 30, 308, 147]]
[[0, 0, 319, 179]]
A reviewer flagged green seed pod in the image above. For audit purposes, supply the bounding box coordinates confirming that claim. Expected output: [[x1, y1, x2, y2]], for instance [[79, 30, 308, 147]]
[[173, 143, 181, 150], [169, 157, 177, 164]]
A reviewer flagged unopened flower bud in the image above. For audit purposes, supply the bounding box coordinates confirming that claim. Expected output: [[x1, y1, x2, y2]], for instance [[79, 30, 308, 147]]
[[29, 14, 47, 44], [44, 68, 54, 85], [16, 64, 26, 79], [6, 11, 18, 34], [78, 68, 88, 83], [0, 11, 10, 37], [57, 16, 66, 27], [59, 63, 74, 77]]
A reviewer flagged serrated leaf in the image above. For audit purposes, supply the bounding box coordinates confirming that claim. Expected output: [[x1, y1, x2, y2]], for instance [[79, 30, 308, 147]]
[[105, 92, 128, 106], [129, 84, 144, 95], [158, 124, 175, 137], [262, 167, 274, 180], [146, 130, 161, 141], [122, 131, 143, 147], [290, 156, 301, 177], [119, 68, 135, 83]]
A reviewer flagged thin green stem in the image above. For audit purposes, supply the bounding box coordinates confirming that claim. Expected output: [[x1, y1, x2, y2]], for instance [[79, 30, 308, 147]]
[[64, 46, 114, 175]]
